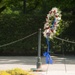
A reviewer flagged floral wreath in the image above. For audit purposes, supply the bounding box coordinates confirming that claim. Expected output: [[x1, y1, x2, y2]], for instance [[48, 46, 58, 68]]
[[43, 7, 62, 39]]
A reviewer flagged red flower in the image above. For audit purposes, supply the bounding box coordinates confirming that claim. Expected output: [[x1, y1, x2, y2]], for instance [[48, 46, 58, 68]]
[[53, 10, 56, 14], [49, 11, 52, 14], [51, 29, 53, 32], [55, 15, 58, 17]]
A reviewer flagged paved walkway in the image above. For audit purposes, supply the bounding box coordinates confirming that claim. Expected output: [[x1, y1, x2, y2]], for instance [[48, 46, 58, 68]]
[[0, 55, 75, 75]]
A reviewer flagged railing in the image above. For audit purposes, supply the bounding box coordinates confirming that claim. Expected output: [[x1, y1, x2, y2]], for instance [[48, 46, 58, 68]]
[[0, 29, 75, 55], [51, 36, 75, 55]]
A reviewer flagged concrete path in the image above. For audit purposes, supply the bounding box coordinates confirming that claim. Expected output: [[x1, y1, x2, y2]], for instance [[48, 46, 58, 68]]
[[0, 55, 75, 75]]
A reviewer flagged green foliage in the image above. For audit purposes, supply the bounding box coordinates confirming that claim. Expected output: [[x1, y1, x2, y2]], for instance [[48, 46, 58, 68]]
[[0, 14, 45, 55], [0, 0, 6, 13], [1, 0, 75, 14], [0, 0, 75, 55], [0, 13, 75, 55]]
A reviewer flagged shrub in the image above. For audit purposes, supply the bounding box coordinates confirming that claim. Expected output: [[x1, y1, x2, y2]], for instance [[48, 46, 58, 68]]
[[0, 14, 46, 56], [0, 71, 11, 75], [0, 68, 35, 75]]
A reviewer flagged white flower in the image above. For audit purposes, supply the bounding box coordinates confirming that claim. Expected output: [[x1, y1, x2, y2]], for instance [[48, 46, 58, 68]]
[[47, 14, 50, 19], [43, 31, 46, 37], [49, 33, 54, 38], [53, 30, 56, 34], [56, 24, 59, 27], [50, 12, 54, 16], [54, 27, 57, 30], [44, 23, 49, 29], [56, 17, 61, 21], [46, 18, 49, 22], [43, 7, 61, 39], [51, 7, 58, 13]]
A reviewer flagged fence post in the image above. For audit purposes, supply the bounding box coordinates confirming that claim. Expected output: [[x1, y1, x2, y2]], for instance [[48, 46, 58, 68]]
[[73, 44, 75, 55], [62, 40, 64, 55], [37, 28, 42, 69]]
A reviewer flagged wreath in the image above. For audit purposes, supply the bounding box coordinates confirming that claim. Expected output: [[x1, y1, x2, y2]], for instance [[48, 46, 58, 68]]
[[43, 7, 62, 39]]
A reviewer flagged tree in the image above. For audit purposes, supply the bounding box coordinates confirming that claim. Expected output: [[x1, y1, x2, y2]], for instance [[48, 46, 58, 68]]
[[0, 0, 6, 13], [23, 0, 26, 14]]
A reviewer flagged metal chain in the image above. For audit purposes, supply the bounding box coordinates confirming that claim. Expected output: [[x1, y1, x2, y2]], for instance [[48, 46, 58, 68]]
[[54, 36, 75, 44], [44, 36, 75, 74], [0, 32, 37, 48], [54, 36, 75, 73]]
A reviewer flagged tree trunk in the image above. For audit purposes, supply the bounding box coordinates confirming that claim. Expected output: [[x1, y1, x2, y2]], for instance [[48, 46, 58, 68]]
[[23, 0, 26, 14]]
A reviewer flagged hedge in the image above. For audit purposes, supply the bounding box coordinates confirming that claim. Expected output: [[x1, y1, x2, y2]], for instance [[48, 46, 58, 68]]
[[0, 14, 46, 56]]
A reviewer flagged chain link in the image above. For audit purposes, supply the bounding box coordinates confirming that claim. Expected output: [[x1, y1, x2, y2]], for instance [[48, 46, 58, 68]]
[[54, 36, 75, 44], [0, 32, 37, 48]]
